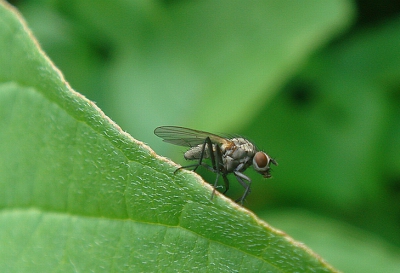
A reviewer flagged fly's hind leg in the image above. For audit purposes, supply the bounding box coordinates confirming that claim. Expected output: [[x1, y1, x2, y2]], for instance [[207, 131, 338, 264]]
[[174, 137, 214, 174], [173, 137, 225, 201], [210, 143, 225, 200]]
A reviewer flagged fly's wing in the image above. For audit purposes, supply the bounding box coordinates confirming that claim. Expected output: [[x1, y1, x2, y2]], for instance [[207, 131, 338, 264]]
[[154, 126, 230, 147]]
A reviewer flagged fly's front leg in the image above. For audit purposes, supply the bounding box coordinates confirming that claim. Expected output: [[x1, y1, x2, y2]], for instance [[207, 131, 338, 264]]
[[234, 171, 252, 204]]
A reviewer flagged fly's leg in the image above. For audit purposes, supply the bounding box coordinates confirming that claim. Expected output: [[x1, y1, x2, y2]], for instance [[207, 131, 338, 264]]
[[217, 144, 229, 194], [222, 175, 229, 194], [173, 137, 214, 174], [210, 143, 225, 200], [173, 137, 225, 200], [234, 171, 252, 204], [174, 137, 222, 175]]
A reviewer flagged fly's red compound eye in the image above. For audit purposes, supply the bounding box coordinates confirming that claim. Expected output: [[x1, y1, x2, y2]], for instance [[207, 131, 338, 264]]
[[253, 152, 269, 169]]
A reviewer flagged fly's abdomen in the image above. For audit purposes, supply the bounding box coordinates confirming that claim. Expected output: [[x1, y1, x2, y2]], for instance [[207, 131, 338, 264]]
[[184, 144, 211, 160]]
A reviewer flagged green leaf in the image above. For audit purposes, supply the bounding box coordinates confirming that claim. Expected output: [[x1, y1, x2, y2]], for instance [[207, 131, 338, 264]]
[[262, 209, 400, 273], [0, 1, 339, 272]]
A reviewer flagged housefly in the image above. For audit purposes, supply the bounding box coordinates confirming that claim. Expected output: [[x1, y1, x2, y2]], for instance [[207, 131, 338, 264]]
[[154, 126, 277, 204]]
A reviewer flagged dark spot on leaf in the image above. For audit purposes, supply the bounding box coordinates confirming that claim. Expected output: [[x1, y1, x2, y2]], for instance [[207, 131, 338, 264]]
[[355, 0, 400, 26], [386, 175, 400, 195], [159, 0, 187, 7], [285, 78, 317, 108], [6, 0, 23, 6], [388, 84, 400, 107], [89, 39, 113, 63]]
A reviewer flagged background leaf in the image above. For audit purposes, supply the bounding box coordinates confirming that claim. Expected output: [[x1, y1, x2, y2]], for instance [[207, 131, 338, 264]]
[[12, 0, 354, 149], [262, 209, 400, 273]]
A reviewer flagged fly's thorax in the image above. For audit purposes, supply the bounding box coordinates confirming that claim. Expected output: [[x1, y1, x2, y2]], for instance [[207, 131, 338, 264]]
[[221, 138, 256, 172], [233, 138, 256, 154]]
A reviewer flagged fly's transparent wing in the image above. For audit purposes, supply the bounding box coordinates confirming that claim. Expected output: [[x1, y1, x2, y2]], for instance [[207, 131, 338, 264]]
[[154, 126, 230, 147]]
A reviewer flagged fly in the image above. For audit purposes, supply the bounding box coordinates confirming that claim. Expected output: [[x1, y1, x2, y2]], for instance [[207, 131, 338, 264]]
[[154, 126, 277, 204]]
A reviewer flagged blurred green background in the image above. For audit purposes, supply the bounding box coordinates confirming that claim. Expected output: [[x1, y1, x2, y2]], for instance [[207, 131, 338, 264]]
[[7, 0, 400, 271]]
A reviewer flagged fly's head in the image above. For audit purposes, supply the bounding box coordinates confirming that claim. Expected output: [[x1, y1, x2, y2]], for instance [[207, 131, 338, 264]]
[[252, 152, 277, 178]]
